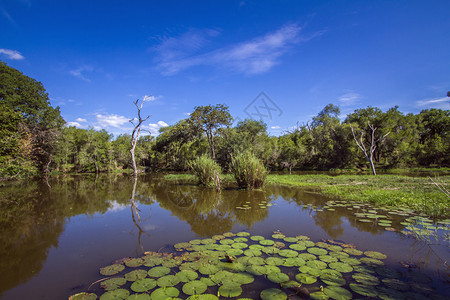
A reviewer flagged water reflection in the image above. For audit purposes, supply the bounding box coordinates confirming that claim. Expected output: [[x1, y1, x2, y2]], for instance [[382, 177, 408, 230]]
[[0, 174, 448, 299]]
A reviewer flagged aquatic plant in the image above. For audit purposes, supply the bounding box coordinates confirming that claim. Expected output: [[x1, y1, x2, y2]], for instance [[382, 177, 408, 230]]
[[188, 155, 222, 189], [230, 152, 267, 189], [69, 231, 447, 299]]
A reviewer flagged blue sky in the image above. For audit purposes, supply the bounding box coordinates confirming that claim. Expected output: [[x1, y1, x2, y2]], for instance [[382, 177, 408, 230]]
[[1, 0, 449, 136]]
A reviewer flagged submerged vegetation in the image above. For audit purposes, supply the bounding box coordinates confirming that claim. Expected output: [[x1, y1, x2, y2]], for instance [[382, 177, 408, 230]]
[[69, 231, 448, 300]]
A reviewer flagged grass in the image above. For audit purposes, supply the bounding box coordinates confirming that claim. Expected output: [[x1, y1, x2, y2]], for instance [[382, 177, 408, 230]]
[[267, 174, 450, 218]]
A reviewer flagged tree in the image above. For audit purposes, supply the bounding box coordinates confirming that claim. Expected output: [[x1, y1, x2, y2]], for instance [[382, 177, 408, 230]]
[[129, 99, 151, 176], [0, 61, 64, 175], [189, 104, 233, 160]]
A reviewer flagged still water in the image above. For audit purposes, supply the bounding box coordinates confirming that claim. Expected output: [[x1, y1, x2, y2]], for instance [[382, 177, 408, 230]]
[[0, 174, 448, 299]]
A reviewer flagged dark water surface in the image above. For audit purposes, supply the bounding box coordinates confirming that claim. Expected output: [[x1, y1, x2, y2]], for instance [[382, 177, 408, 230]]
[[0, 174, 448, 299]]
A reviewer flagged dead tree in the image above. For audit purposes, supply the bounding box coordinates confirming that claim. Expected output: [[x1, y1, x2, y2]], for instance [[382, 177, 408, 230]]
[[351, 122, 390, 176], [130, 99, 151, 176]]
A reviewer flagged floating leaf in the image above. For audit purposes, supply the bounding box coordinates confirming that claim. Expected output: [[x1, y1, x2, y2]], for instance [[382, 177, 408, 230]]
[[176, 270, 198, 282], [150, 287, 179, 300], [248, 244, 264, 250], [69, 292, 97, 300], [272, 233, 286, 239], [260, 288, 287, 300], [234, 237, 248, 243], [245, 265, 266, 275], [340, 257, 361, 266], [187, 295, 219, 300], [100, 264, 125, 276], [298, 265, 321, 277], [220, 239, 234, 245], [364, 251, 387, 260], [248, 257, 265, 265], [101, 277, 127, 291], [243, 249, 262, 257], [157, 275, 180, 288], [323, 286, 352, 300], [130, 278, 157, 292], [306, 260, 327, 270], [361, 257, 384, 266], [226, 248, 243, 256], [259, 239, 275, 246], [231, 242, 248, 249], [352, 272, 380, 286], [295, 273, 317, 284], [329, 262, 353, 273], [261, 246, 279, 254], [250, 235, 264, 241], [99, 289, 130, 300], [320, 272, 345, 286], [182, 280, 207, 295], [125, 270, 148, 281], [298, 253, 316, 261], [381, 278, 409, 291], [278, 249, 298, 258], [218, 284, 242, 297], [143, 257, 163, 267], [267, 272, 289, 283], [309, 291, 329, 300], [349, 283, 378, 297], [126, 294, 151, 300], [283, 257, 306, 267], [174, 242, 191, 249], [283, 237, 297, 243], [265, 257, 285, 265], [147, 266, 170, 278], [319, 255, 338, 263], [289, 243, 306, 251], [199, 264, 220, 275], [125, 258, 144, 268]]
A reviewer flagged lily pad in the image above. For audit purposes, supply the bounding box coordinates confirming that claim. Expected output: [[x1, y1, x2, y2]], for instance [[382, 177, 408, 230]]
[[265, 257, 285, 265], [69, 293, 97, 300], [218, 285, 242, 297], [295, 273, 317, 284], [349, 283, 378, 297], [289, 244, 306, 251], [182, 280, 207, 295], [234, 237, 248, 243], [283, 237, 297, 243], [319, 255, 338, 263], [250, 235, 265, 241], [261, 246, 279, 254], [361, 257, 384, 266], [199, 264, 220, 275], [125, 258, 144, 268], [125, 270, 148, 281], [100, 264, 125, 276], [259, 239, 275, 246], [306, 260, 327, 270], [283, 257, 306, 267], [340, 257, 361, 265], [130, 278, 157, 292], [352, 272, 380, 285], [176, 270, 198, 282], [147, 266, 171, 278], [150, 287, 179, 300], [243, 249, 262, 257], [272, 233, 286, 239], [187, 295, 218, 300], [307, 247, 328, 256], [226, 248, 243, 256], [309, 291, 329, 300], [278, 249, 298, 258], [364, 251, 387, 259], [236, 232, 250, 237], [99, 289, 130, 300], [231, 242, 248, 249], [323, 286, 352, 300], [156, 275, 180, 287], [260, 288, 287, 300], [267, 272, 289, 283], [329, 262, 353, 273], [320, 272, 345, 286], [126, 294, 151, 300], [101, 278, 127, 291], [298, 265, 321, 277], [143, 257, 163, 267], [245, 264, 266, 275]]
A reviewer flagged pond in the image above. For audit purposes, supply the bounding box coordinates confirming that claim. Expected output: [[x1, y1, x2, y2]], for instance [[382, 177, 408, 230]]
[[0, 174, 448, 299]]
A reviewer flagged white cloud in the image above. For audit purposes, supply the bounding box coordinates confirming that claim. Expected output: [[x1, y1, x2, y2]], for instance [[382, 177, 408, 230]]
[[76, 118, 87, 123], [147, 121, 169, 135], [338, 92, 361, 106], [155, 24, 304, 76], [66, 121, 82, 128], [107, 200, 128, 212], [0, 48, 24, 60], [416, 97, 449, 110], [271, 126, 281, 129], [96, 113, 130, 128], [143, 95, 157, 102], [69, 65, 93, 82]]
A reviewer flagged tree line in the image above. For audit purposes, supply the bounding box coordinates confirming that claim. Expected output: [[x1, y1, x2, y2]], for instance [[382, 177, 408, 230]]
[[1, 61, 449, 179]]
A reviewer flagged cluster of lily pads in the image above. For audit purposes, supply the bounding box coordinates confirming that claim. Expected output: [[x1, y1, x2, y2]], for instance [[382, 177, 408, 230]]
[[69, 231, 447, 300], [318, 200, 450, 242], [236, 201, 273, 210]]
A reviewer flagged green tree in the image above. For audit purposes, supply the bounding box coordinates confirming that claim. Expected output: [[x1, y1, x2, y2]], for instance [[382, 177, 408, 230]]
[[0, 61, 64, 175], [189, 104, 233, 160]]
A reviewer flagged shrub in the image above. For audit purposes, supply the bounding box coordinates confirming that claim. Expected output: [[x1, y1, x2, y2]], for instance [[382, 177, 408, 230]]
[[188, 155, 222, 188], [230, 152, 267, 189]]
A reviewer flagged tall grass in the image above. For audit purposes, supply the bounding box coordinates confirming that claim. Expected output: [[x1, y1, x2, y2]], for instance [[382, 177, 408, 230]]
[[188, 155, 222, 189], [230, 152, 267, 189]]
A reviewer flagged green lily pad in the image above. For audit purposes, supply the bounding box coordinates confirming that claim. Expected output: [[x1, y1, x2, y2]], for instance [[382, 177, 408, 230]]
[[361, 257, 384, 266], [248, 257, 265, 265], [272, 233, 286, 239], [182, 280, 207, 295], [364, 251, 387, 259], [259, 239, 275, 246], [162, 259, 182, 268], [99, 289, 130, 300], [218, 285, 242, 297], [306, 260, 327, 270], [320, 272, 345, 286], [130, 278, 157, 292], [323, 286, 352, 300], [234, 237, 248, 243], [248, 244, 264, 250], [283, 257, 306, 267], [274, 241, 285, 248], [150, 287, 179, 300], [289, 243, 306, 251], [231, 242, 248, 249], [265, 265, 281, 274], [381, 278, 409, 291], [220, 239, 235, 245], [309, 291, 329, 300], [329, 251, 349, 259], [187, 295, 218, 300], [319, 255, 338, 263], [353, 265, 375, 274], [265, 257, 285, 265], [100, 264, 125, 276], [199, 264, 220, 275], [143, 257, 163, 267], [298, 253, 317, 261], [174, 242, 191, 249], [243, 249, 262, 257], [260, 288, 287, 300], [176, 270, 198, 282], [298, 265, 321, 277], [295, 273, 317, 284], [267, 272, 289, 283], [250, 235, 265, 241], [156, 275, 180, 287], [226, 248, 243, 256], [281, 280, 302, 288], [126, 294, 151, 300], [283, 237, 297, 243], [69, 292, 97, 300], [352, 272, 380, 285], [278, 249, 298, 258], [125, 258, 144, 268], [200, 238, 215, 244], [329, 262, 353, 273], [190, 239, 202, 245], [125, 270, 148, 281], [200, 277, 216, 287], [342, 247, 362, 255], [261, 246, 279, 254], [375, 266, 401, 278], [349, 283, 378, 297], [223, 232, 235, 237], [340, 257, 361, 265], [236, 232, 250, 237], [307, 247, 328, 256], [147, 266, 171, 278], [101, 277, 127, 291], [245, 264, 266, 275]]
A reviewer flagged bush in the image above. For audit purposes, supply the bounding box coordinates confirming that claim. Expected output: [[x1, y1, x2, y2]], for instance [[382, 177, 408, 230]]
[[230, 152, 267, 189], [188, 155, 222, 188]]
